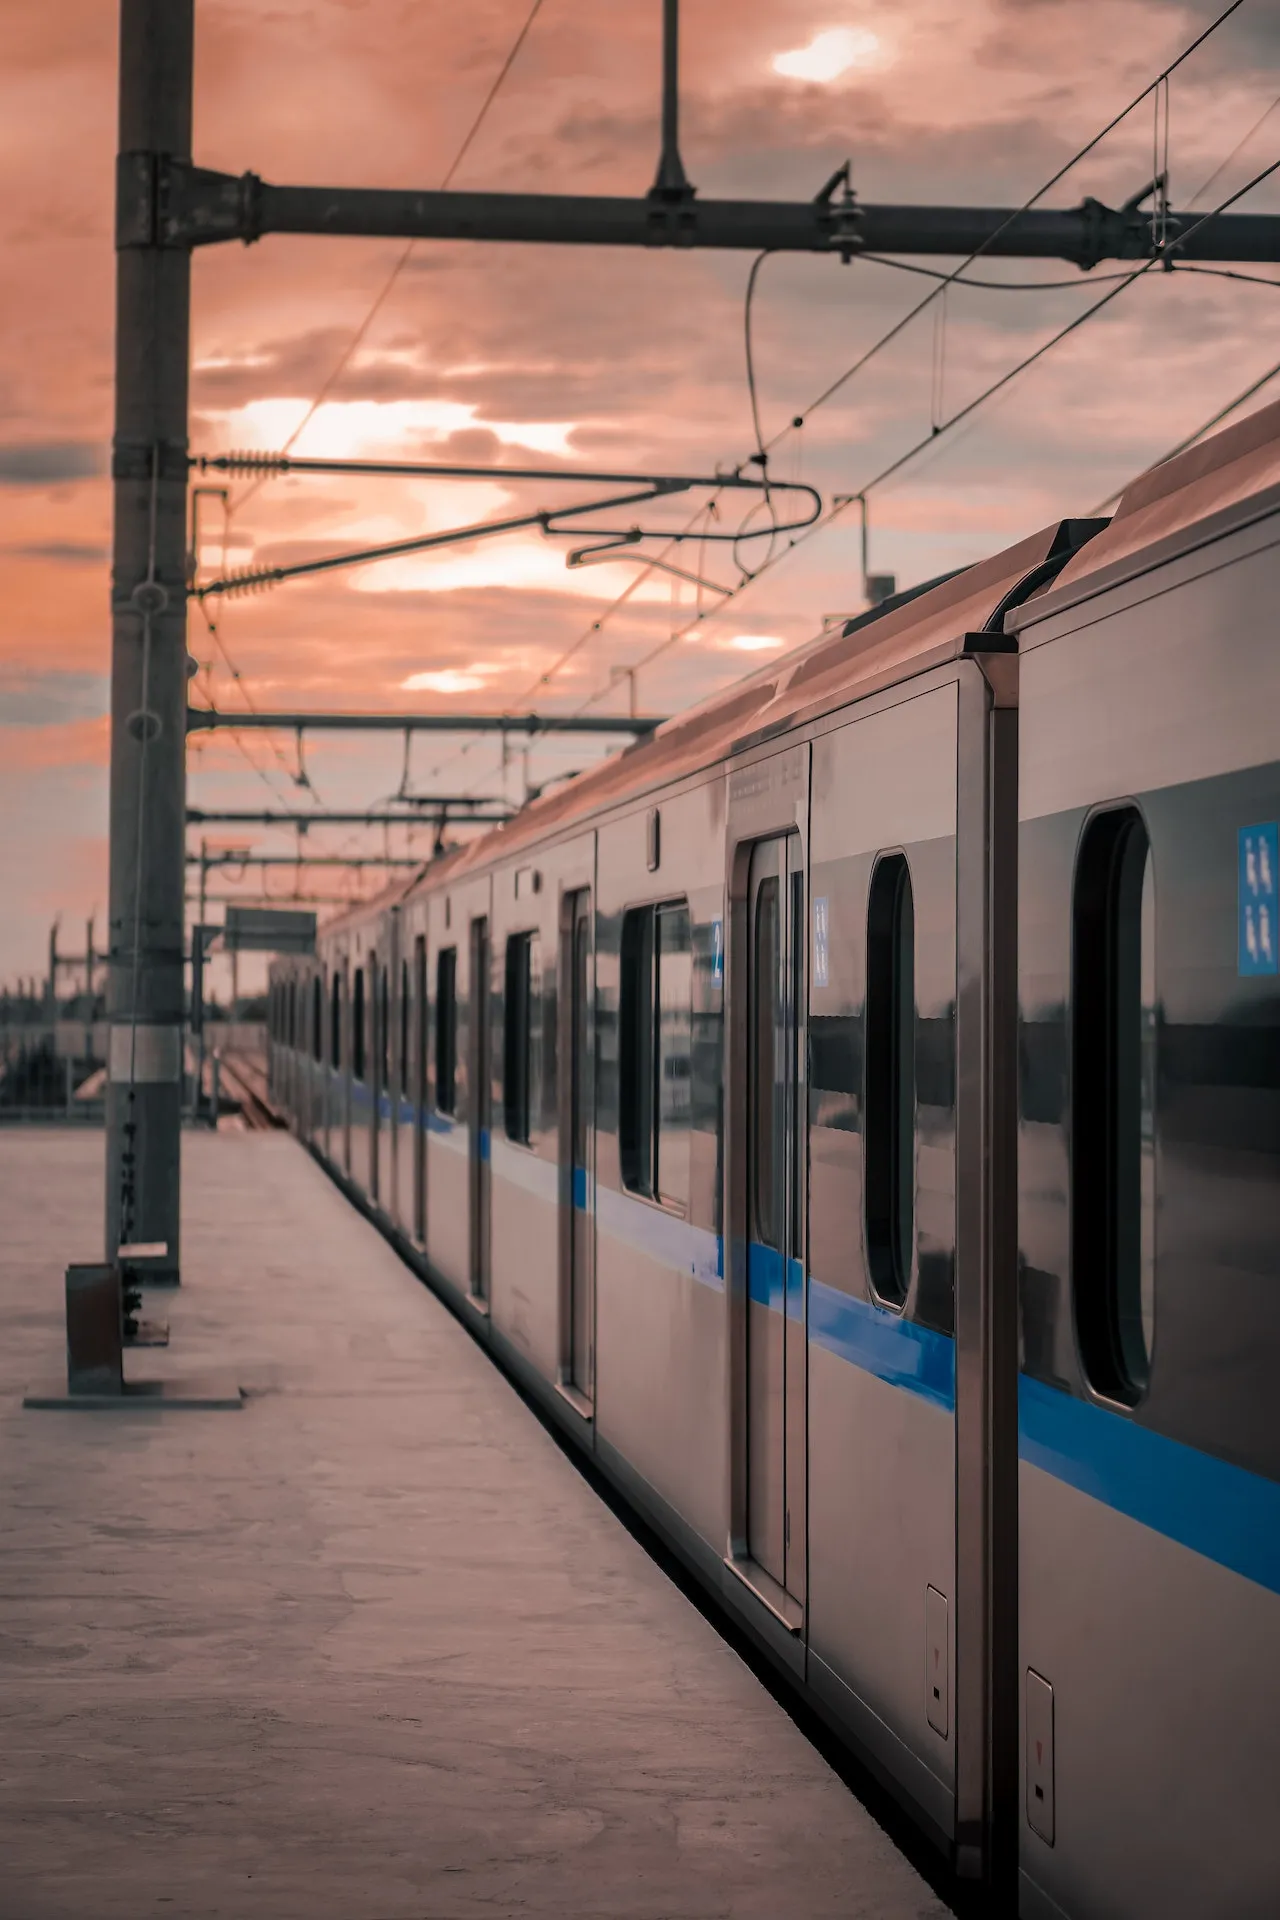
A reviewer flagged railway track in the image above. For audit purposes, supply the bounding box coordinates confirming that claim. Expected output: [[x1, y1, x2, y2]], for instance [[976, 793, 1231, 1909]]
[[215, 1050, 285, 1131]]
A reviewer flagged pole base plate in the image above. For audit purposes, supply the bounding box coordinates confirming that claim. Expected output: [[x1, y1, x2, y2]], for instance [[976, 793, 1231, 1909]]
[[22, 1376, 242, 1411]]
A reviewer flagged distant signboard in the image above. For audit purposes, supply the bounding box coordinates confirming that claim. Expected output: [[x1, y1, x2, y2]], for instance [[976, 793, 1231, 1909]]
[[222, 906, 317, 955]]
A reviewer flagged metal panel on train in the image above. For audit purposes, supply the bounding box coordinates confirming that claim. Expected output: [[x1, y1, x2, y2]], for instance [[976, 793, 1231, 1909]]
[[1012, 483, 1280, 1919]]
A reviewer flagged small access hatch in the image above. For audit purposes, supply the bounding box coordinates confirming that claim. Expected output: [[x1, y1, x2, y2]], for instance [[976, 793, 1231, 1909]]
[[925, 1586, 949, 1738], [1026, 1669, 1055, 1845]]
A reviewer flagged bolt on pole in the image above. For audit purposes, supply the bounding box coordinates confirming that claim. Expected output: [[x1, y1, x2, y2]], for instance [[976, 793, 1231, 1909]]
[[105, 0, 194, 1284]]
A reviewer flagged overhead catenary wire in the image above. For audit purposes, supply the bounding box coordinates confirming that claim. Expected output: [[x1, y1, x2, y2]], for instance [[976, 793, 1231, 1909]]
[[1089, 355, 1280, 514], [192, 599, 323, 813], [229, 0, 547, 520], [517, 0, 1258, 728], [1187, 88, 1280, 208], [209, 0, 1261, 815], [408, 6, 1264, 763], [571, 153, 1279, 715], [191, 1, 549, 845], [747, 0, 1250, 460], [579, 111, 1268, 722]]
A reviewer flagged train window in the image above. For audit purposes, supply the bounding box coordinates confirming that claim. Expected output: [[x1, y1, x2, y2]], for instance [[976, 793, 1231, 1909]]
[[1072, 807, 1156, 1405], [311, 976, 322, 1063], [377, 959, 389, 1090], [399, 960, 409, 1093], [865, 853, 916, 1307], [789, 869, 806, 1251], [414, 937, 427, 1109], [503, 932, 539, 1145], [753, 877, 780, 1249], [656, 906, 692, 1208], [620, 909, 655, 1194], [330, 973, 341, 1071], [619, 902, 691, 1206], [435, 947, 458, 1115], [352, 966, 366, 1082]]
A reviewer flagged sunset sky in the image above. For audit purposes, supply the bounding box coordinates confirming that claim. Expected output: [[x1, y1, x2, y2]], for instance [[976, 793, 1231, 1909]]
[[1, 0, 1278, 986]]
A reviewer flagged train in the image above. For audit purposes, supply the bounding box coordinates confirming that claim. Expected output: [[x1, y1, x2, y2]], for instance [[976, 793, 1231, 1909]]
[[267, 396, 1280, 1916]]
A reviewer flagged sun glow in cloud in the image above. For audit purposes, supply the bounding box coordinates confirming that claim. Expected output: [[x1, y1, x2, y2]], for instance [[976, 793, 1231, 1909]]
[[207, 396, 580, 461], [727, 633, 785, 652], [772, 27, 884, 83], [350, 532, 670, 602], [401, 667, 493, 695]]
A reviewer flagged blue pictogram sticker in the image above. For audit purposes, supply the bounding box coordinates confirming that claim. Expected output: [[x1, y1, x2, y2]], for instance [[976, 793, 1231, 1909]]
[[813, 896, 830, 988], [1239, 823, 1278, 976], [710, 918, 724, 987]]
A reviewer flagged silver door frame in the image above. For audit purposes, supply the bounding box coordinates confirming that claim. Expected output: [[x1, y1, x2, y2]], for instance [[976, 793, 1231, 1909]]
[[412, 928, 427, 1244], [724, 740, 810, 1635], [468, 913, 492, 1302], [557, 883, 596, 1417], [952, 649, 1019, 1883]]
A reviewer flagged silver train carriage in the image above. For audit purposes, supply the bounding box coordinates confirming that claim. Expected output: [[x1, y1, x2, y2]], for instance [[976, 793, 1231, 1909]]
[[268, 398, 1280, 1916]]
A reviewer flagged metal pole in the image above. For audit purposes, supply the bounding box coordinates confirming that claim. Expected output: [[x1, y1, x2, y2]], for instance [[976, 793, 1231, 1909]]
[[105, 0, 193, 1284], [652, 0, 692, 201]]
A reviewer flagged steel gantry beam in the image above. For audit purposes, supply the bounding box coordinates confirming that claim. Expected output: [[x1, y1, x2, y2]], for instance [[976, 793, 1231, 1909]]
[[186, 853, 427, 868], [123, 164, 1280, 268], [185, 808, 512, 827], [187, 892, 389, 907], [186, 709, 666, 735]]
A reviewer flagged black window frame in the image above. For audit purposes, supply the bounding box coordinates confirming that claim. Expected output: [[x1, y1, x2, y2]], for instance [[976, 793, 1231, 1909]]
[[413, 935, 427, 1111], [503, 931, 537, 1145], [330, 972, 342, 1070], [865, 851, 916, 1308], [378, 958, 389, 1091], [619, 899, 692, 1207], [352, 965, 366, 1083], [399, 958, 410, 1094], [435, 946, 458, 1116], [1072, 804, 1156, 1406], [311, 975, 322, 1063]]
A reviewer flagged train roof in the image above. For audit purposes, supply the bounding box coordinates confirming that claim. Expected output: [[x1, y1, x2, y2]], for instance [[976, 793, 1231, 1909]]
[[315, 515, 1101, 935], [315, 395, 1280, 938], [1046, 392, 1280, 598]]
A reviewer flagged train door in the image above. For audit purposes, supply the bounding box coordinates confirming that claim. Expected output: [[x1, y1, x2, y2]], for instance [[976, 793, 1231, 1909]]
[[746, 835, 807, 1604], [468, 915, 491, 1302], [562, 887, 595, 1408]]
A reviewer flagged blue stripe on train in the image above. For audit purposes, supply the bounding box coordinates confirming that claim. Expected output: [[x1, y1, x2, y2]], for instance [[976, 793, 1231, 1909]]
[[1019, 1375, 1280, 1598], [746, 1243, 806, 1321], [809, 1279, 956, 1411], [289, 1057, 1280, 1596]]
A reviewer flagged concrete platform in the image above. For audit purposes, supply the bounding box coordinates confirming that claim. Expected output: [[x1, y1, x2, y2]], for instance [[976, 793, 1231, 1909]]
[[0, 1129, 949, 1919]]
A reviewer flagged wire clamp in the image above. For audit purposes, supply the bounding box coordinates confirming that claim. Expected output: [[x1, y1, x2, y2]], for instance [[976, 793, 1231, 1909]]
[[130, 579, 170, 618]]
